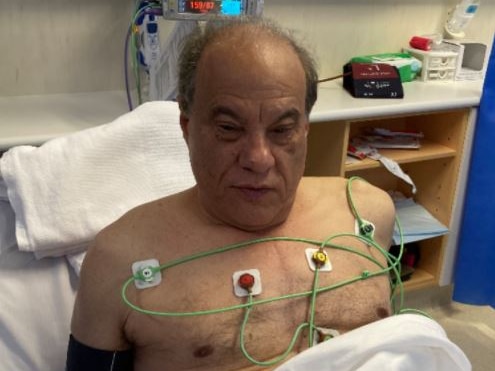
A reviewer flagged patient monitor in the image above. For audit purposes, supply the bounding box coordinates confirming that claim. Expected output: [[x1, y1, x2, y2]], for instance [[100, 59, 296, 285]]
[[162, 0, 264, 20]]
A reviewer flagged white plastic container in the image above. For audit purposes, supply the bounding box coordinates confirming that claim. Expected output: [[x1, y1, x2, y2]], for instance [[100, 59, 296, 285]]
[[404, 48, 458, 82]]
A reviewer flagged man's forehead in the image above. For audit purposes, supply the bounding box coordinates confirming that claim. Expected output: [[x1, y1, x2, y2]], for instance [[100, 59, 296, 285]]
[[200, 34, 301, 77], [195, 49, 305, 101], [192, 25, 307, 112]]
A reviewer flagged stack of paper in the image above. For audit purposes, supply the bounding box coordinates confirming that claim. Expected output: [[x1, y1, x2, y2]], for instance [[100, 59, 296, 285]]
[[351, 127, 424, 150], [393, 198, 449, 245]]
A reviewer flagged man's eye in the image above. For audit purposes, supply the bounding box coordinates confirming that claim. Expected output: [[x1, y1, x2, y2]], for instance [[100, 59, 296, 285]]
[[268, 124, 298, 144], [215, 123, 242, 140], [272, 126, 291, 134], [271, 124, 295, 136], [219, 123, 237, 132]]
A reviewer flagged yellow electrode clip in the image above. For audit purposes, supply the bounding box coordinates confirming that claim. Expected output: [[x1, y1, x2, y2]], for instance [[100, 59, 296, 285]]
[[312, 249, 329, 267], [305, 248, 332, 272]]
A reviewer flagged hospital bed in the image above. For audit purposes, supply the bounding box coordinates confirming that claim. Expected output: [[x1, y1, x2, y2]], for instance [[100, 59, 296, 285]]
[[0, 102, 471, 371]]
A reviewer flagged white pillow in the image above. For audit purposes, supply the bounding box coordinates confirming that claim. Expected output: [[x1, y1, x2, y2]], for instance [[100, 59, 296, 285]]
[[0, 101, 195, 259]]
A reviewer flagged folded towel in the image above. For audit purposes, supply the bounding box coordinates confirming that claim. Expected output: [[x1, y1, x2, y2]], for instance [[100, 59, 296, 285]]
[[0, 101, 195, 259], [275, 314, 471, 371]]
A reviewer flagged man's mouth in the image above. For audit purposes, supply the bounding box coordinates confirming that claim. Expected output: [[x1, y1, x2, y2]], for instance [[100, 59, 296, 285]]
[[233, 185, 271, 201]]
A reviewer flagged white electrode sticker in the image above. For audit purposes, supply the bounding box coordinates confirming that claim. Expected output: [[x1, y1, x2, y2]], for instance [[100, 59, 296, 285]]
[[355, 219, 376, 239], [232, 269, 262, 297], [132, 258, 162, 289]]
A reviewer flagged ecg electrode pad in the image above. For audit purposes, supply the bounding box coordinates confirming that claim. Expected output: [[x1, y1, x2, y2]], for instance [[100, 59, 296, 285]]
[[233, 269, 262, 297], [132, 259, 162, 289], [355, 219, 376, 239]]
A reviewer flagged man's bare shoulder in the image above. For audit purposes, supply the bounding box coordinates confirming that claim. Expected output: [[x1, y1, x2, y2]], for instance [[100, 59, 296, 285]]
[[85, 188, 197, 264], [342, 176, 395, 216], [72, 189, 196, 349], [300, 176, 395, 246], [301, 176, 393, 209], [342, 176, 396, 247]]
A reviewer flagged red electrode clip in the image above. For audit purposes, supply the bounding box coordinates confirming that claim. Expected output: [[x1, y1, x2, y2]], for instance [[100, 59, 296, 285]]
[[238, 273, 255, 291]]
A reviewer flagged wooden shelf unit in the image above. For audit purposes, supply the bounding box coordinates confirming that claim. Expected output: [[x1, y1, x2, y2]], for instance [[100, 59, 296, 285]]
[[305, 108, 470, 291]]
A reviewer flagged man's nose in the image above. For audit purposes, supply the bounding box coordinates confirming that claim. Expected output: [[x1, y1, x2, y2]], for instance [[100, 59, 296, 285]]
[[238, 133, 275, 174]]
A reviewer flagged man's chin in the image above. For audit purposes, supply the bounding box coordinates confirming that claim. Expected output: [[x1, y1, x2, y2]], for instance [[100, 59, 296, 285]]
[[223, 210, 288, 233], [199, 192, 292, 231]]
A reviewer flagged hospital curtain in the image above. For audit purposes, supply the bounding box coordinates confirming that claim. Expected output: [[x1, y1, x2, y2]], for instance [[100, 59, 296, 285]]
[[453, 35, 495, 308]]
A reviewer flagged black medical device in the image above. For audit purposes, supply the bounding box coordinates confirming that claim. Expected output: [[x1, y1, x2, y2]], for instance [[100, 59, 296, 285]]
[[343, 62, 404, 99], [162, 0, 264, 20]]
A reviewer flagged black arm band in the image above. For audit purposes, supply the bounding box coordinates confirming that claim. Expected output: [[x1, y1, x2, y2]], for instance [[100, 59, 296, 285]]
[[66, 334, 133, 371]]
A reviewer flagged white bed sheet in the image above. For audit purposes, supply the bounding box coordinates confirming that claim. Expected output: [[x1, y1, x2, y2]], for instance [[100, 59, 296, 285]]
[[0, 245, 77, 370]]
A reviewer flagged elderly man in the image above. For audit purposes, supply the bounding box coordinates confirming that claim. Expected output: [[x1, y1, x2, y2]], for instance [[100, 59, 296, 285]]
[[68, 17, 395, 370]]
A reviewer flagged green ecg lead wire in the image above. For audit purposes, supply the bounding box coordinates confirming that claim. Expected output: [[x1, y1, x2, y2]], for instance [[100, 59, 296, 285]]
[[120, 176, 411, 366]]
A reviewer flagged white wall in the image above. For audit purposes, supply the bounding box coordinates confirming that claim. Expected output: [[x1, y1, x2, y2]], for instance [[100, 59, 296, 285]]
[[0, 0, 134, 97], [1, 0, 494, 97]]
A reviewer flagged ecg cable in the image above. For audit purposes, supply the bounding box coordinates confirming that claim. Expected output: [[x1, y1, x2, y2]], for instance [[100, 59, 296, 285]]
[[120, 176, 412, 366]]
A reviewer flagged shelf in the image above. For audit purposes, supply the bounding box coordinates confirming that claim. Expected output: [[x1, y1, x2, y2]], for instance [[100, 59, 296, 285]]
[[345, 140, 457, 172], [402, 268, 436, 291], [307, 106, 472, 291], [311, 80, 482, 123]]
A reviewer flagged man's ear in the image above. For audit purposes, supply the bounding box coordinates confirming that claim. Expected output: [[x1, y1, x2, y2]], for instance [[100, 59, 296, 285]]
[[179, 110, 190, 144], [177, 96, 190, 143]]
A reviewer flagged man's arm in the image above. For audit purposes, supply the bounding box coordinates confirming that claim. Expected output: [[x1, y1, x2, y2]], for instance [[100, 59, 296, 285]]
[[68, 226, 133, 370]]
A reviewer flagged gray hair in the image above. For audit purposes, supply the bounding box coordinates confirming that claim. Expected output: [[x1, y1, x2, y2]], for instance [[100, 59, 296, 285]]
[[177, 17, 318, 116]]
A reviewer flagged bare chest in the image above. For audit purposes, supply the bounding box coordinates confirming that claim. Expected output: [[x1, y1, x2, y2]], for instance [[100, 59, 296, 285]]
[[123, 227, 392, 370]]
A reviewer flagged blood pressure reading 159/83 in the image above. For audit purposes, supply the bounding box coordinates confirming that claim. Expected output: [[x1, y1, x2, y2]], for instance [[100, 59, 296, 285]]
[[182, 0, 242, 16]]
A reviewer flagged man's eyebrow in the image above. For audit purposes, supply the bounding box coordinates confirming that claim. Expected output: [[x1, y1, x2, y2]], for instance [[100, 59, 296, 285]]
[[210, 106, 241, 120]]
